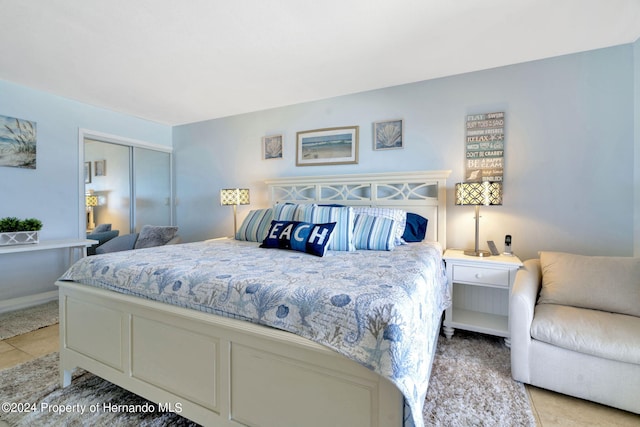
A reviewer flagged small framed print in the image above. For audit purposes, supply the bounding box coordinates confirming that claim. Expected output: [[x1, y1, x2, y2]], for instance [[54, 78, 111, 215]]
[[263, 134, 283, 160], [373, 119, 403, 150], [296, 126, 359, 166], [94, 160, 106, 176]]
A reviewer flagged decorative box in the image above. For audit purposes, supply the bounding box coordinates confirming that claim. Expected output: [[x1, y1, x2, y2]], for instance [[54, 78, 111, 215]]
[[0, 231, 39, 246]]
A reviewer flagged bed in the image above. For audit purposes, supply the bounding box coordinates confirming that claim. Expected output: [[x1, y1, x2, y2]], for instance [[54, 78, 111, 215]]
[[56, 170, 451, 427]]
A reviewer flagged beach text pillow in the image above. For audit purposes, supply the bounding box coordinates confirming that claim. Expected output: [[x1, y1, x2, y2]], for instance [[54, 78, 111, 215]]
[[261, 220, 336, 257]]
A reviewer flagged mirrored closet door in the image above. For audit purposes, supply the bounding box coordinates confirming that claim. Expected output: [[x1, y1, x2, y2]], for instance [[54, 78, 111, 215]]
[[83, 134, 173, 236], [133, 147, 172, 229]]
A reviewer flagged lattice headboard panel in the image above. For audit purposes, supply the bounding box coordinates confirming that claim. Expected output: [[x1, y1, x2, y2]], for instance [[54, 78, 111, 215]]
[[265, 170, 451, 246]]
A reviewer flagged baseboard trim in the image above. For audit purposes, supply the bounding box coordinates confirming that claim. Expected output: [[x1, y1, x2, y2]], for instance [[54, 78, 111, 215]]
[[0, 290, 58, 314]]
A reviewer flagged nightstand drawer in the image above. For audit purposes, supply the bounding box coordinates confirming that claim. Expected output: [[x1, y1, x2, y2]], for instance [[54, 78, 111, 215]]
[[452, 265, 509, 287]]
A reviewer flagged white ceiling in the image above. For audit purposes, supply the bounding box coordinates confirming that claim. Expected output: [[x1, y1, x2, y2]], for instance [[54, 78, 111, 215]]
[[1, 0, 639, 126]]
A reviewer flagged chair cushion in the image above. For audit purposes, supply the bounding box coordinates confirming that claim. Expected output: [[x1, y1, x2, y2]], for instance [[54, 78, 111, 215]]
[[134, 225, 179, 249], [538, 251, 640, 317], [531, 303, 640, 365]]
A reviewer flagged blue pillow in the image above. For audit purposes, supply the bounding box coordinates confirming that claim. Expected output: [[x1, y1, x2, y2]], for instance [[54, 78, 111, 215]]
[[261, 220, 336, 257], [402, 213, 428, 242]]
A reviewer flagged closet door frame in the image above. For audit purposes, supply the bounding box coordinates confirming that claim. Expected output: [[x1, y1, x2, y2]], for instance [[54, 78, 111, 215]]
[[78, 128, 174, 238]]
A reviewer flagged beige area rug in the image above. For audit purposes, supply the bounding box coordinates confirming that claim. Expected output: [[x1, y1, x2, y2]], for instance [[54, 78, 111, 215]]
[[0, 301, 58, 340], [0, 329, 534, 426], [424, 331, 536, 426]]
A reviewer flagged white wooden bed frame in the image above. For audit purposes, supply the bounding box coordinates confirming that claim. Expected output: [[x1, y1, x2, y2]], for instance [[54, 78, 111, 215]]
[[57, 170, 450, 427]]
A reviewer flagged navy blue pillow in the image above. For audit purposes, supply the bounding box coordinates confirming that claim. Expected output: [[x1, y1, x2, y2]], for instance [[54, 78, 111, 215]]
[[402, 213, 428, 242], [261, 220, 336, 257]]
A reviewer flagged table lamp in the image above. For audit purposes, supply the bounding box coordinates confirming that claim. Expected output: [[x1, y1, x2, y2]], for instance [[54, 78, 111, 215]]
[[455, 181, 502, 257], [220, 188, 250, 235], [85, 193, 99, 230]]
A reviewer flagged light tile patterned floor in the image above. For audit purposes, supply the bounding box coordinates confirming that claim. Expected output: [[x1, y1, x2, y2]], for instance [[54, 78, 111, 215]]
[[1, 325, 638, 426]]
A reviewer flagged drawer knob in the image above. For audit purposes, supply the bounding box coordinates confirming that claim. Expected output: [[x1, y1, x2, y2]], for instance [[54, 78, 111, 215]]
[[475, 273, 482, 279]]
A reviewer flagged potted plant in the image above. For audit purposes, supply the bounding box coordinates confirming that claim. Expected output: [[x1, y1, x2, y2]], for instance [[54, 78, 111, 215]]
[[0, 216, 43, 245]]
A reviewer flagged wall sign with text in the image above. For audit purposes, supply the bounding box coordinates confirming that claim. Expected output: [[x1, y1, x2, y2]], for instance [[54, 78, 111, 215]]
[[465, 112, 504, 182]]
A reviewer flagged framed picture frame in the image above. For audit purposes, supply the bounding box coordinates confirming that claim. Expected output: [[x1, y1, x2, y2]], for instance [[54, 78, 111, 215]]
[[94, 160, 106, 177], [373, 119, 404, 150], [262, 134, 283, 160], [84, 162, 92, 184], [0, 114, 37, 169], [296, 126, 359, 166]]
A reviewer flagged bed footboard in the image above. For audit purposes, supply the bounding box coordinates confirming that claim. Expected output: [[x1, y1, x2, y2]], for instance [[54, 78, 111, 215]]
[[57, 280, 403, 427]]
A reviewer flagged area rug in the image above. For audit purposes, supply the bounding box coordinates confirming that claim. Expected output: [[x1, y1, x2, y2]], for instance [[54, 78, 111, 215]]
[[0, 301, 58, 340], [424, 331, 535, 426], [0, 330, 534, 426]]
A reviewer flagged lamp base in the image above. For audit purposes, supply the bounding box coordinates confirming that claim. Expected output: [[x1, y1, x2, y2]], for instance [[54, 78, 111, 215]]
[[463, 249, 492, 257]]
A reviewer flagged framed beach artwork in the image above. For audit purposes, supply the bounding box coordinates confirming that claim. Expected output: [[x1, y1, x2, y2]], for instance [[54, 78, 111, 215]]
[[373, 119, 403, 150], [262, 134, 283, 160], [0, 114, 37, 169], [296, 126, 359, 166]]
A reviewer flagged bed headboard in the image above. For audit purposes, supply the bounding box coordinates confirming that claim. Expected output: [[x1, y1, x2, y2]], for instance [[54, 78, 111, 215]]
[[265, 170, 451, 246]]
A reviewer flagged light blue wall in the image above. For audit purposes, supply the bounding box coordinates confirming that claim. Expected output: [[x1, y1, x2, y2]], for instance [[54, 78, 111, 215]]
[[1, 42, 636, 305], [174, 44, 635, 261], [0, 79, 171, 302]]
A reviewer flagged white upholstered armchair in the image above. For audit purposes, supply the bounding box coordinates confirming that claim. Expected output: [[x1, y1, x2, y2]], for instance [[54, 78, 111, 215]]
[[510, 253, 640, 414]]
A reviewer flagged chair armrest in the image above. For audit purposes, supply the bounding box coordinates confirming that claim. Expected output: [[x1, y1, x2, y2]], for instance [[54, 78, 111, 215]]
[[509, 258, 542, 382], [166, 235, 182, 245], [85, 230, 120, 255], [96, 233, 139, 254]]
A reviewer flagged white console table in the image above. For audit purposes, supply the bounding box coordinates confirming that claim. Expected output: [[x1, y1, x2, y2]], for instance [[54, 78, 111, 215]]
[[0, 239, 98, 266], [0, 239, 98, 313]]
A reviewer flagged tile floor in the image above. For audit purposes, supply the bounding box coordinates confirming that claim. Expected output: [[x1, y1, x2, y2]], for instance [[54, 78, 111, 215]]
[[1, 325, 639, 426]]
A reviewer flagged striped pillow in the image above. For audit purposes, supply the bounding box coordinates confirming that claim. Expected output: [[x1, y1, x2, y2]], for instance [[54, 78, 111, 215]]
[[353, 214, 398, 251], [353, 207, 406, 245], [235, 208, 273, 242], [296, 205, 355, 251], [273, 203, 308, 221]]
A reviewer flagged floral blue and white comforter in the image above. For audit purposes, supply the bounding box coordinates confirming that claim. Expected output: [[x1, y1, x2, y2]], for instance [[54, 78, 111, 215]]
[[59, 238, 450, 427]]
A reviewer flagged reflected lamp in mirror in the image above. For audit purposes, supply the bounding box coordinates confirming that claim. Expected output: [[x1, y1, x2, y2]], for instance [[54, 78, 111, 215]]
[[85, 193, 99, 230], [220, 188, 250, 235], [455, 181, 502, 257]]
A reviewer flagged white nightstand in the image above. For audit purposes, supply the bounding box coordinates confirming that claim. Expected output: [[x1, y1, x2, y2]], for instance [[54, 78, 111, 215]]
[[443, 249, 522, 346]]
